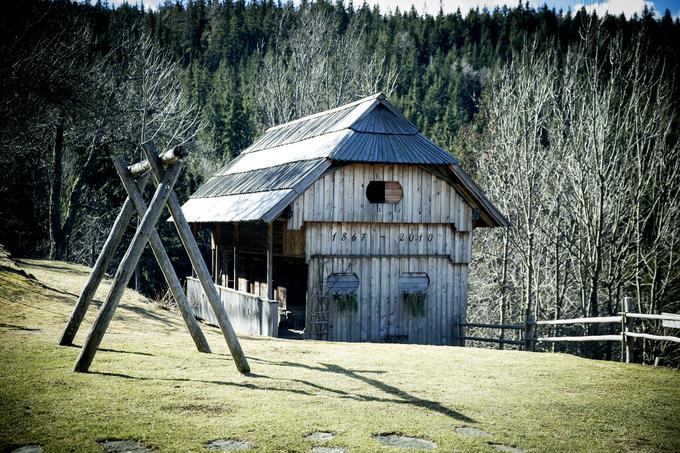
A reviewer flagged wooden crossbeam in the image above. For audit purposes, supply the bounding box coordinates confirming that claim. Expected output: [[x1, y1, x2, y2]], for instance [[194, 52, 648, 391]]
[[73, 162, 183, 372], [143, 143, 250, 374], [59, 173, 151, 346], [112, 157, 211, 354]]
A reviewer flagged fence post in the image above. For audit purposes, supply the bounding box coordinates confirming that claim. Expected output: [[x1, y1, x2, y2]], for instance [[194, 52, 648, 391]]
[[620, 310, 626, 363], [524, 314, 536, 351], [623, 297, 635, 364]]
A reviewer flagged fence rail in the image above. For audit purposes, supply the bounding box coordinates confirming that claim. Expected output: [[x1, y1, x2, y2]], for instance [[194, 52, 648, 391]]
[[535, 316, 622, 326], [459, 307, 680, 363]]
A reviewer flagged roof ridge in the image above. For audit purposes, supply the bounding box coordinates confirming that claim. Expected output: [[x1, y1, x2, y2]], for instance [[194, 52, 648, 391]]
[[265, 92, 384, 132]]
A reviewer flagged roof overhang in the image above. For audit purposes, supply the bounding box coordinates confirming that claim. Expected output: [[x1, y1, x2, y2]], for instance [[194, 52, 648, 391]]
[[446, 164, 509, 228]]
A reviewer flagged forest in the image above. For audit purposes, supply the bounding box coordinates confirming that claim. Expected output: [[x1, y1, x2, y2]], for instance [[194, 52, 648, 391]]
[[1, 0, 678, 363]]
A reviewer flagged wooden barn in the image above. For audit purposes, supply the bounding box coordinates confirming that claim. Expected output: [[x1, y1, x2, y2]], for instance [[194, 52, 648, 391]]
[[182, 93, 507, 345]]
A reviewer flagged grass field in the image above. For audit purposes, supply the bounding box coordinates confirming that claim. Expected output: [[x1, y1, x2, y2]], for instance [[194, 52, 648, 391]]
[[0, 250, 679, 452]]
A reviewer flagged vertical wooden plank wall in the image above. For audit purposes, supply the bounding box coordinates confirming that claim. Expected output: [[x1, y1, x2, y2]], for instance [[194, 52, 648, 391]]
[[306, 256, 467, 345], [290, 164, 473, 230], [296, 163, 474, 346]]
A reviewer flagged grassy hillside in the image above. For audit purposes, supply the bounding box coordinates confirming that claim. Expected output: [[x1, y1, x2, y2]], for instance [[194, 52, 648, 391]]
[[0, 250, 678, 452]]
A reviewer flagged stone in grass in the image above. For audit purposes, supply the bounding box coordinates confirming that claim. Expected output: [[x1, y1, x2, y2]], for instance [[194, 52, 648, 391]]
[[490, 443, 525, 453], [11, 446, 43, 453], [374, 434, 437, 450], [311, 448, 346, 453], [306, 432, 335, 443], [455, 427, 492, 438], [204, 439, 252, 451], [98, 439, 151, 453]]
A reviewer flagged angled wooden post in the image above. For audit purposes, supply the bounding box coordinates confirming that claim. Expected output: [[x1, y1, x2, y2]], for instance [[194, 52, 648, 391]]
[[142, 143, 250, 374], [112, 157, 211, 354], [59, 174, 150, 346], [73, 162, 183, 372]]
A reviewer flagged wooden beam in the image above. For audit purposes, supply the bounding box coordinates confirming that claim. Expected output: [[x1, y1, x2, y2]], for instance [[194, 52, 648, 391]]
[[128, 146, 187, 177], [625, 313, 680, 321], [535, 335, 622, 342], [462, 336, 524, 346], [459, 322, 525, 330], [113, 158, 211, 354], [73, 161, 183, 372], [266, 222, 273, 300], [625, 332, 680, 343], [143, 143, 250, 374], [535, 316, 622, 326], [59, 173, 150, 346]]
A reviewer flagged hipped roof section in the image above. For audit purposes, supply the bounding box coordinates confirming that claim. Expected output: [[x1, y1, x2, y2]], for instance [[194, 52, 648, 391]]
[[181, 93, 508, 227]]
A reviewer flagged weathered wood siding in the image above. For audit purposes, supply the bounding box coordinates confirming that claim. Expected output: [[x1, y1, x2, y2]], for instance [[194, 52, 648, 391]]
[[288, 164, 474, 230], [306, 256, 467, 345], [287, 163, 473, 345], [187, 277, 278, 337]]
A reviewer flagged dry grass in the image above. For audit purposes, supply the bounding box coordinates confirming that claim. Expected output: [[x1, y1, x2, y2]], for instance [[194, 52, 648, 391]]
[[0, 252, 679, 452]]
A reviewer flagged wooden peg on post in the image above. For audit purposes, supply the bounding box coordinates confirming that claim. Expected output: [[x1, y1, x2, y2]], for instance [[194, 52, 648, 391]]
[[142, 143, 250, 374], [59, 173, 151, 346], [73, 162, 184, 372], [112, 157, 211, 354]]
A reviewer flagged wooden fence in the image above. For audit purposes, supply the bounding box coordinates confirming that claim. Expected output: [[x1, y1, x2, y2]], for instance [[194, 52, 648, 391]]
[[458, 309, 680, 363], [186, 277, 279, 337]]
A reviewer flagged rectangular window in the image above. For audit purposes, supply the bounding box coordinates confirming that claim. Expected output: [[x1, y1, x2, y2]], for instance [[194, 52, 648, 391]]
[[399, 272, 428, 316], [327, 273, 359, 313]]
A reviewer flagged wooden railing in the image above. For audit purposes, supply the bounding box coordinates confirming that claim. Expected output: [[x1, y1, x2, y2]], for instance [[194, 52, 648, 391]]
[[186, 277, 278, 337], [459, 311, 680, 363]]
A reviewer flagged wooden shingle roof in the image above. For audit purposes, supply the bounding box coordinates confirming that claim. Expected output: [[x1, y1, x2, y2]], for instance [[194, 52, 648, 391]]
[[181, 93, 508, 227]]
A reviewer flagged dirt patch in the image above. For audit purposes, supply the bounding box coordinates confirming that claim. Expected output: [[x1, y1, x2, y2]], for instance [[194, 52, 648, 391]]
[[10, 446, 42, 453], [204, 439, 252, 451], [374, 434, 437, 450], [98, 439, 152, 452], [490, 443, 525, 453], [455, 427, 492, 438], [306, 432, 335, 442]]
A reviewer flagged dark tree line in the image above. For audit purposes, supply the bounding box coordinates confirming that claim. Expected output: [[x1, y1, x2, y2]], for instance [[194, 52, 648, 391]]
[[1, 0, 678, 362]]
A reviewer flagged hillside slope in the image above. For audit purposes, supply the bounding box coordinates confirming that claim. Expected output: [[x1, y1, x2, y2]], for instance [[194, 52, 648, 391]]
[[0, 249, 678, 452]]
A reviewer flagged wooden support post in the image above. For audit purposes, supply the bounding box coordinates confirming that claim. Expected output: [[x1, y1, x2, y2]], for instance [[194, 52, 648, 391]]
[[143, 143, 250, 374], [233, 223, 239, 289], [113, 158, 211, 354], [59, 174, 150, 346], [74, 162, 183, 372], [266, 222, 273, 300], [624, 297, 635, 364], [211, 224, 222, 285]]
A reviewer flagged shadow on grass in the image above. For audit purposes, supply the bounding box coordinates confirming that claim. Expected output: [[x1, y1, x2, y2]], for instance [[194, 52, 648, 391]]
[[69, 344, 155, 357], [16, 259, 88, 274], [0, 322, 41, 332], [90, 371, 315, 398], [90, 357, 474, 423], [251, 357, 475, 423]]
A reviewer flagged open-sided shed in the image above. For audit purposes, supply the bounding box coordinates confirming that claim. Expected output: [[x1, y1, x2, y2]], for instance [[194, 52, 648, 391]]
[[181, 93, 507, 345]]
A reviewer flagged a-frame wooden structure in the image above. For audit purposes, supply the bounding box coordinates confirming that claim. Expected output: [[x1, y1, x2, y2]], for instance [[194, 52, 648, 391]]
[[59, 143, 250, 374]]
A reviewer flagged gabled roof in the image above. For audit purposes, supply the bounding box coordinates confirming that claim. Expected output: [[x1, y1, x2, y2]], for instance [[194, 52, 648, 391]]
[[181, 93, 508, 227]]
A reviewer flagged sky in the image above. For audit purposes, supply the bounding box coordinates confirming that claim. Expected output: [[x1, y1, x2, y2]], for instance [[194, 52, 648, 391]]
[[105, 0, 680, 18]]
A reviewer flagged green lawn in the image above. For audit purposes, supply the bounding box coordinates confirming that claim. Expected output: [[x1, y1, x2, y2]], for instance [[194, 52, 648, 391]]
[[0, 253, 678, 452]]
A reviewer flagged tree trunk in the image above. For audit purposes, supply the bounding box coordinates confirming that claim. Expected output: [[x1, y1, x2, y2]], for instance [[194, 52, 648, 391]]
[[49, 111, 65, 260]]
